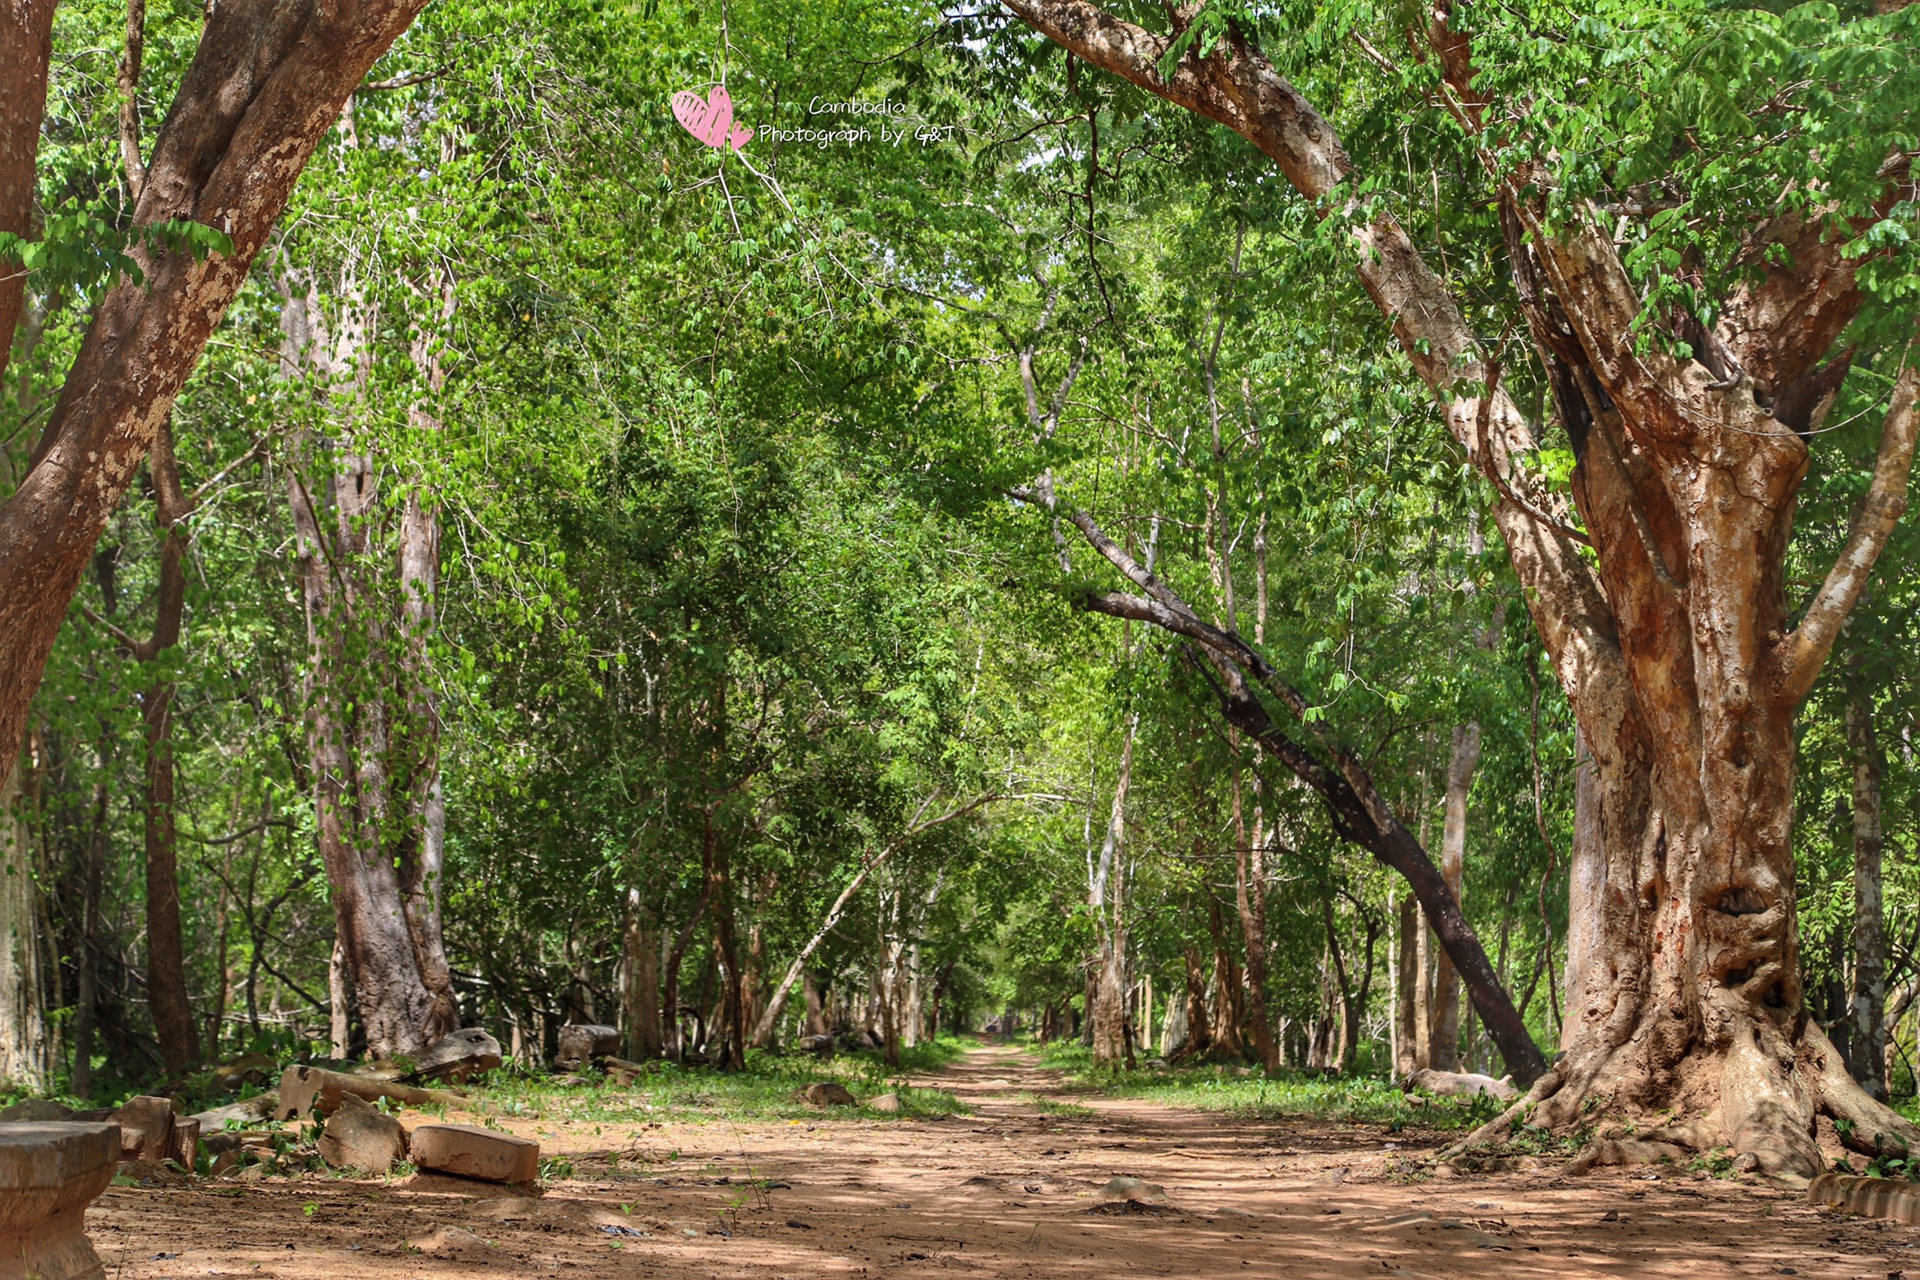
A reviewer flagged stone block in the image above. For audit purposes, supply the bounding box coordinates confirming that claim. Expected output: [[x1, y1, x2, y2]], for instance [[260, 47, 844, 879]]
[[318, 1095, 405, 1174], [166, 1117, 200, 1172], [555, 1024, 620, 1068], [408, 1125, 539, 1187], [801, 1082, 856, 1107], [108, 1097, 174, 1162], [0, 1121, 120, 1280]]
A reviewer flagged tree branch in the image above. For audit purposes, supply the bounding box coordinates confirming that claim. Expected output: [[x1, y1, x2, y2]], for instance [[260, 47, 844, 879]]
[[1781, 364, 1919, 704]]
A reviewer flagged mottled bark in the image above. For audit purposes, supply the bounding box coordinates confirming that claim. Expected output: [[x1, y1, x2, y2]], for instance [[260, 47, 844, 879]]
[[1848, 693, 1888, 1101], [1205, 895, 1246, 1060], [1180, 941, 1211, 1057], [1562, 729, 1604, 1051]]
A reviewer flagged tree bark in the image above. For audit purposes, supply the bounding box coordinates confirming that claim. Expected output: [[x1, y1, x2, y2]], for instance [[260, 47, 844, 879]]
[[0, 0, 433, 791], [1428, 722, 1481, 1071], [285, 265, 453, 1060], [1004, 0, 1919, 1170], [1393, 890, 1423, 1077], [1561, 728, 1605, 1051], [1205, 895, 1245, 1060], [140, 421, 197, 1076], [1232, 767, 1280, 1072], [622, 890, 664, 1061], [1848, 692, 1889, 1101], [0, 735, 52, 1091], [1089, 713, 1137, 1068], [1181, 941, 1211, 1057], [0, 0, 56, 387]]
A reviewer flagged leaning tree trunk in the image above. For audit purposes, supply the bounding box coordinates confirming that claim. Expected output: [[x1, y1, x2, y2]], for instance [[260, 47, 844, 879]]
[[1428, 723, 1481, 1072], [1005, 0, 1919, 1172], [1847, 691, 1888, 1101]]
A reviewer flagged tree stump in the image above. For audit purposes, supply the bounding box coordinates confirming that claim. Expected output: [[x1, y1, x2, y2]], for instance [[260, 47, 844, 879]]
[[0, 1122, 120, 1280]]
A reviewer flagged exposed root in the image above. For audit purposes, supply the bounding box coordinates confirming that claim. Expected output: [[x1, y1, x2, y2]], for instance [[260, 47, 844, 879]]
[[1441, 1021, 1915, 1179]]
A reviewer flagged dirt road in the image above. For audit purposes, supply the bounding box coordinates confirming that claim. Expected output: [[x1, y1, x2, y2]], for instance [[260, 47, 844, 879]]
[[91, 1045, 1915, 1278]]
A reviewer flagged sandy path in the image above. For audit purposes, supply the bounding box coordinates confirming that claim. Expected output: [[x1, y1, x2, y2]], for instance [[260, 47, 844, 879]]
[[90, 1044, 1916, 1278]]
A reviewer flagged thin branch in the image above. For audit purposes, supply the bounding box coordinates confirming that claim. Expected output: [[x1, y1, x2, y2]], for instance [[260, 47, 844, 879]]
[[1782, 363, 1918, 704], [359, 65, 451, 92]]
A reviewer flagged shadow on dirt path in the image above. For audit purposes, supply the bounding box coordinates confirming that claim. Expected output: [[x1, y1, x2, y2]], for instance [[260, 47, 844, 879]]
[[89, 1042, 1912, 1280]]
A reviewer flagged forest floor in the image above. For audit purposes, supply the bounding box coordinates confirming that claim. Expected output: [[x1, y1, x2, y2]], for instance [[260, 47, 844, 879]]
[[89, 1043, 1916, 1279]]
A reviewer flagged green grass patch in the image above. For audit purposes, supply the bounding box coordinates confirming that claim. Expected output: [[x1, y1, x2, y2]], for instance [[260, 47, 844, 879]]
[[1033, 1042, 1503, 1133], [475, 1037, 969, 1126]]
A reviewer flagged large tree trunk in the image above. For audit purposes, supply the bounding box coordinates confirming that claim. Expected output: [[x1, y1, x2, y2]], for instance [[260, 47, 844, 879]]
[[285, 270, 452, 1060], [1847, 692, 1888, 1101], [1428, 723, 1481, 1071], [1004, 0, 1919, 1171], [0, 0, 433, 792]]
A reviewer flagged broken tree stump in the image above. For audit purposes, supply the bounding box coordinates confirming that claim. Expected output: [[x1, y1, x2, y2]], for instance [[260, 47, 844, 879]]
[[273, 1065, 470, 1121], [0, 1122, 120, 1280]]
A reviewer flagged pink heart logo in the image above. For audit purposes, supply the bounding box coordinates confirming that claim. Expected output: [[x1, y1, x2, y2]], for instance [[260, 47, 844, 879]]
[[672, 85, 754, 152]]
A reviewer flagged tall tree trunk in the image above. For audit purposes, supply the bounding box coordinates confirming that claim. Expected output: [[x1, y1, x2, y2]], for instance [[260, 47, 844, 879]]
[[70, 742, 109, 1098], [0, 737, 52, 1091], [1089, 714, 1137, 1067], [1393, 891, 1422, 1077], [1205, 896, 1246, 1060], [140, 419, 198, 1076], [622, 891, 663, 1060], [1232, 767, 1280, 1072], [1180, 941, 1211, 1057], [1428, 722, 1481, 1071], [390, 273, 459, 1037], [0, 0, 433, 792], [282, 266, 454, 1059], [1848, 692, 1888, 1101], [0, 0, 56, 388]]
